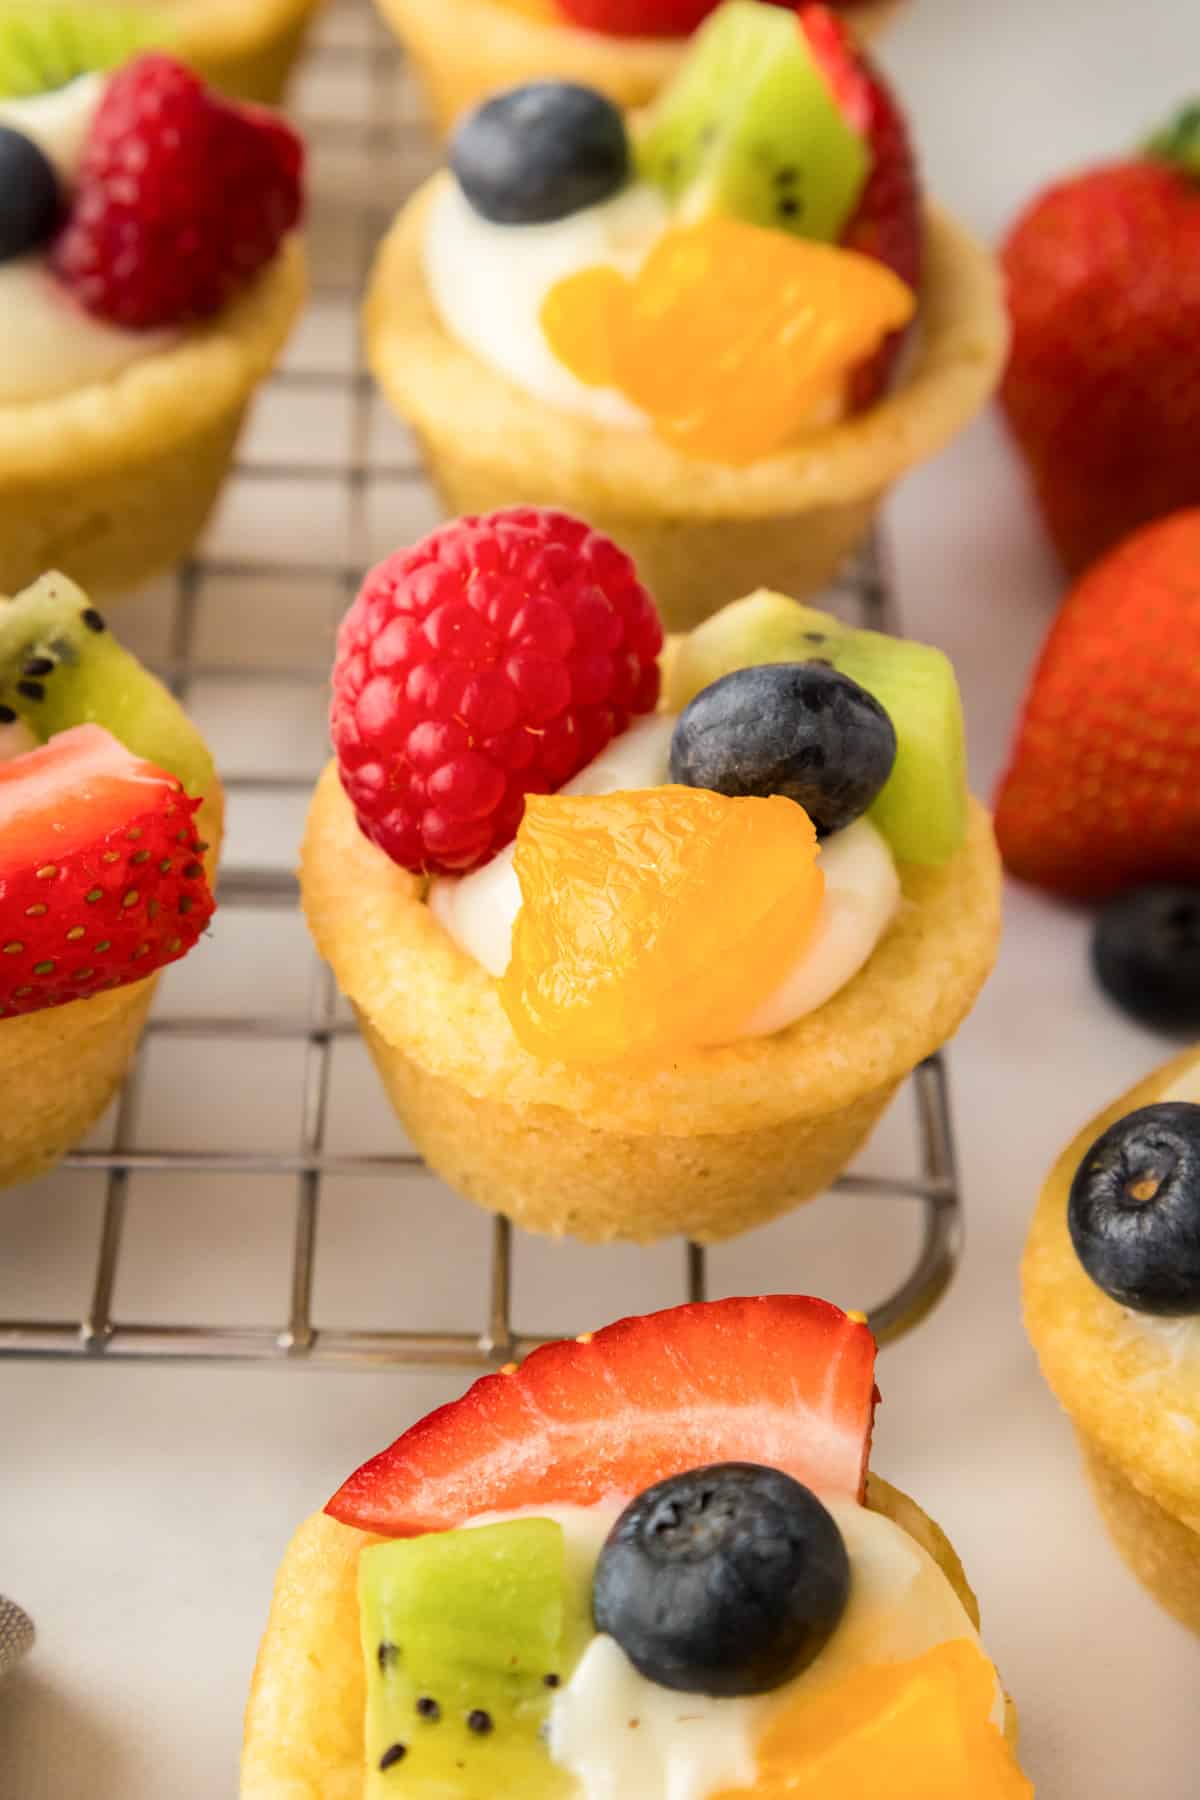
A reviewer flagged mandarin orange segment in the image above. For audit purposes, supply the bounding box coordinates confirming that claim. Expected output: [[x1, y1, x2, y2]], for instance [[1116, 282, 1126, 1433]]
[[539, 265, 626, 389], [715, 1640, 1032, 1800], [540, 217, 916, 464], [500, 785, 823, 1064]]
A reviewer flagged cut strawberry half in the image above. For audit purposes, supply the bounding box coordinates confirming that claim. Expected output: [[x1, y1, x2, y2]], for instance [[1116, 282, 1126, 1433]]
[[800, 2, 923, 406], [327, 1295, 877, 1536], [0, 723, 214, 1017]]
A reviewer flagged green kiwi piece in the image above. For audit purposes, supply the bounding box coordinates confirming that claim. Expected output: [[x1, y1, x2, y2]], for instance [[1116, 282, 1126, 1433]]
[[0, 3, 173, 100], [636, 0, 869, 244], [668, 589, 967, 866], [0, 573, 215, 801], [360, 1518, 591, 1798]]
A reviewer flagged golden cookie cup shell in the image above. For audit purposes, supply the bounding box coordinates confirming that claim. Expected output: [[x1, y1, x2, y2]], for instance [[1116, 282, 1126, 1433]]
[[1023, 1045, 1200, 1619], [150, 0, 326, 101], [0, 784, 224, 1188], [240, 1473, 1016, 1797], [0, 239, 305, 600], [1079, 1434, 1200, 1634], [365, 185, 1008, 631], [301, 766, 1000, 1243], [373, 0, 906, 137]]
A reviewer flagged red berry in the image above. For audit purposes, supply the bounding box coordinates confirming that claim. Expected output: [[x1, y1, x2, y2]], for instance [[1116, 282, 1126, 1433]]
[[52, 54, 303, 330], [1001, 141, 1200, 575], [331, 509, 663, 876], [994, 510, 1200, 899], [0, 724, 214, 1017], [556, 0, 801, 35], [800, 3, 923, 406], [327, 1295, 877, 1536]]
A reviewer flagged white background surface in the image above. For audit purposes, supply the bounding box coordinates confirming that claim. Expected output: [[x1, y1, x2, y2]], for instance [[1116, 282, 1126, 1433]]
[[3, 0, 1200, 1794]]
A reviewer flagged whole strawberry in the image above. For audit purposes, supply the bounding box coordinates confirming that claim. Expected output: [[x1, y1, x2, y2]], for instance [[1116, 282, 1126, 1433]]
[[994, 510, 1200, 900], [331, 509, 663, 877], [53, 54, 303, 330], [799, 3, 922, 404], [1001, 109, 1200, 574]]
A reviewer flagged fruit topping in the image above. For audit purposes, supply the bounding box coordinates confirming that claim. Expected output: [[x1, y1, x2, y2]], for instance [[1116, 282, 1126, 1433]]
[[0, 4, 167, 101], [0, 124, 59, 261], [52, 53, 303, 329], [0, 572, 216, 805], [592, 1463, 850, 1697], [360, 1518, 588, 1798], [331, 509, 662, 877], [637, 2, 868, 243], [712, 1639, 1031, 1798], [670, 663, 896, 838], [557, 0, 724, 32], [1001, 103, 1200, 574], [1068, 1102, 1200, 1316], [500, 785, 823, 1062], [994, 510, 1200, 899], [1092, 886, 1200, 1034], [668, 592, 967, 865], [0, 722, 213, 1017], [327, 1296, 877, 1536], [799, 4, 923, 404], [451, 82, 630, 226], [541, 217, 913, 464]]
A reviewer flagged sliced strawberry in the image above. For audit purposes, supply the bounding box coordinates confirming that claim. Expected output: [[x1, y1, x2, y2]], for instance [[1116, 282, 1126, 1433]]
[[0, 723, 214, 1017], [327, 1296, 877, 1536], [800, 3, 923, 406]]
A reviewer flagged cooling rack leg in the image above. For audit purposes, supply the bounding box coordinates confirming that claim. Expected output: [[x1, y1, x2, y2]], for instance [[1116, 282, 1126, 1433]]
[[867, 1056, 963, 1346]]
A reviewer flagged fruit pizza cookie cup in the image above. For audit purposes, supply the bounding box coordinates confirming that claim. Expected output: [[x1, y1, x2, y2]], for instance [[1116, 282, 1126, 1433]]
[[377, 0, 903, 138], [0, 29, 305, 598], [302, 507, 1000, 1245], [0, 571, 221, 1186], [1024, 1049, 1200, 1634], [243, 1296, 1031, 1799], [366, 1, 1006, 632]]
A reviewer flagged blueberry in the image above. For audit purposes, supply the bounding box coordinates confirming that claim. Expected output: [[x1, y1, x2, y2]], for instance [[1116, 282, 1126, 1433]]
[[1092, 886, 1200, 1033], [0, 127, 61, 263], [450, 82, 630, 226], [592, 1463, 850, 1697], [1068, 1102, 1200, 1315], [669, 663, 897, 837]]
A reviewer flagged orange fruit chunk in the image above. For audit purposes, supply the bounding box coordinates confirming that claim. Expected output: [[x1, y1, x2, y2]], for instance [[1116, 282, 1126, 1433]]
[[715, 1640, 1033, 1800], [500, 785, 823, 1064], [540, 216, 916, 464], [494, 0, 560, 15]]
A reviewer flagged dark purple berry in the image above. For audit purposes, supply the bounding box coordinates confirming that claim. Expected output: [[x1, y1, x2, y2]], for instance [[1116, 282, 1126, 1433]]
[[592, 1462, 850, 1698], [0, 127, 61, 262], [1092, 885, 1200, 1033], [450, 82, 630, 225], [1069, 1102, 1200, 1315], [669, 663, 897, 837]]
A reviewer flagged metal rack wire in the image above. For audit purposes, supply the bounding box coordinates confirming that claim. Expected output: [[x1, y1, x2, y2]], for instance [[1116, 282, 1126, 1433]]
[[0, 0, 962, 1368]]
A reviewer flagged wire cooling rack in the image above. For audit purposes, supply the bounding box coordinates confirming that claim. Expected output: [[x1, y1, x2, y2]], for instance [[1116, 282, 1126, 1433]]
[[0, 0, 961, 1367]]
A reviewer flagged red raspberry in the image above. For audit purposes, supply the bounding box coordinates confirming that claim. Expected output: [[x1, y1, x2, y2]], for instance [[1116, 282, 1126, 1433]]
[[52, 54, 303, 330], [331, 510, 664, 876]]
